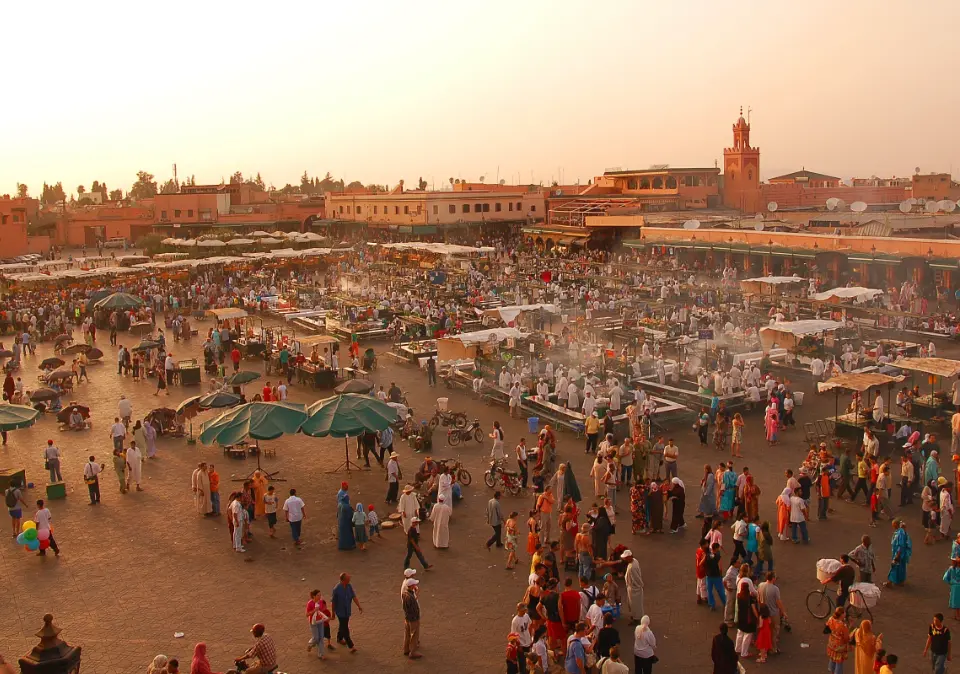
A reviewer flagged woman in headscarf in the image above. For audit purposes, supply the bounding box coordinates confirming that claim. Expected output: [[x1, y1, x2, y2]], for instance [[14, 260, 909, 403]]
[[713, 409, 728, 452], [251, 469, 269, 518], [147, 654, 168, 674], [633, 615, 658, 673], [764, 404, 779, 446], [710, 624, 739, 674], [884, 519, 912, 588], [562, 462, 582, 504], [776, 488, 792, 541], [850, 619, 882, 674], [825, 606, 851, 674], [668, 477, 686, 533], [133, 421, 147, 460], [631, 480, 648, 534], [590, 455, 606, 499], [336, 482, 356, 550], [143, 418, 158, 458], [189, 643, 218, 674], [698, 464, 717, 519], [743, 475, 761, 521], [591, 504, 613, 559], [720, 465, 737, 520], [352, 502, 369, 551], [944, 557, 960, 621], [646, 480, 664, 534]]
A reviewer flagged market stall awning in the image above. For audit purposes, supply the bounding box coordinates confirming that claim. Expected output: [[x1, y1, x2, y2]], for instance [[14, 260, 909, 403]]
[[483, 304, 558, 324], [818, 372, 905, 394], [441, 327, 525, 346], [760, 319, 844, 337], [892, 357, 960, 379], [741, 276, 804, 285], [207, 308, 248, 320], [812, 287, 883, 303]]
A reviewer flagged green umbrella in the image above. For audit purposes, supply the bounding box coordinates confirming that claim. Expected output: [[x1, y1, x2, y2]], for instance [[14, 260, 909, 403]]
[[225, 370, 261, 386], [199, 401, 307, 446], [301, 393, 396, 438], [0, 404, 40, 431], [199, 391, 242, 409], [95, 292, 144, 311]]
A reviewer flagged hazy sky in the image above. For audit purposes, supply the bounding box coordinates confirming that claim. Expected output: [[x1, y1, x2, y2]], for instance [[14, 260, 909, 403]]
[[4, 1, 959, 198]]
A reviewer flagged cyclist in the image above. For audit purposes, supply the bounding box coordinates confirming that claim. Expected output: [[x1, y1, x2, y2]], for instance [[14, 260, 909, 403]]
[[235, 623, 278, 674], [821, 554, 857, 609]]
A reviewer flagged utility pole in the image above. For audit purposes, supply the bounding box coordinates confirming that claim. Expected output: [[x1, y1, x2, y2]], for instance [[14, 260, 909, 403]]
[[173, 163, 178, 191]]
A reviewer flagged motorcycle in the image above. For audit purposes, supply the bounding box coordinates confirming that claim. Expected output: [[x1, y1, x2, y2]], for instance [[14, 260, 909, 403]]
[[437, 455, 472, 486], [427, 407, 468, 430], [483, 459, 523, 496], [226, 659, 282, 674], [447, 419, 483, 446]]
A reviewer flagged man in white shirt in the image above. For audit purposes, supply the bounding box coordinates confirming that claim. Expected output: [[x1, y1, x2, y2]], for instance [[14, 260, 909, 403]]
[[44, 440, 63, 482], [789, 493, 809, 543], [510, 603, 533, 665], [385, 452, 401, 503], [118, 395, 133, 429], [862, 429, 879, 459], [83, 454, 104, 505], [810, 357, 825, 384], [282, 487, 306, 548], [164, 353, 177, 386], [34, 499, 60, 556], [582, 391, 597, 417], [110, 417, 126, 452]]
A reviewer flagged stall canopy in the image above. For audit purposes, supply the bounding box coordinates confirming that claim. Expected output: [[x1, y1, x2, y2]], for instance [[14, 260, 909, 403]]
[[759, 319, 844, 350], [892, 357, 960, 379], [295, 334, 340, 349], [740, 276, 805, 294], [482, 303, 558, 325], [437, 327, 525, 362], [812, 287, 883, 304], [207, 308, 248, 321], [817, 372, 905, 393]]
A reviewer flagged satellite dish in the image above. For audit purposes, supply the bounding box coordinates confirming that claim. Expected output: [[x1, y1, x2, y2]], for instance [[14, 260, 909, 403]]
[[938, 200, 954, 212], [754, 213, 764, 220], [944, 201, 958, 213], [908, 197, 918, 205], [826, 197, 840, 211], [767, 201, 778, 212], [898, 201, 912, 214], [925, 200, 938, 213], [682, 219, 700, 230], [916, 198, 926, 205], [835, 199, 846, 211], [754, 221, 765, 232], [850, 201, 868, 213]]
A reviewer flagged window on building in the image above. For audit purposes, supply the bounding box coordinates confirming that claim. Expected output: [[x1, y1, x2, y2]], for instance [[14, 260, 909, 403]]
[[627, 178, 638, 190], [395, 206, 400, 215], [509, 203, 514, 211], [200, 209, 212, 220], [516, 202, 521, 210], [748, 170, 753, 181], [462, 204, 469, 213], [12, 215, 18, 223], [0, 215, 6, 225], [652, 178, 663, 189], [374, 206, 378, 214], [640, 179, 650, 189], [433, 205, 438, 215], [449, 205, 456, 214], [665, 177, 677, 189], [187, 209, 194, 217], [174, 209, 182, 217], [495, 203, 502, 212], [347, 206, 351, 214], [482, 203, 490, 212], [530, 205, 536, 212], [473, 204, 481, 213], [339, 205, 344, 213], [161, 210, 168, 220], [356, 206, 362, 214]]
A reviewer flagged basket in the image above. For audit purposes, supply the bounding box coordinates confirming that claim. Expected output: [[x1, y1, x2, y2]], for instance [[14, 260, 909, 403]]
[[437, 397, 449, 411], [850, 583, 880, 608], [817, 558, 841, 582], [794, 391, 805, 405]]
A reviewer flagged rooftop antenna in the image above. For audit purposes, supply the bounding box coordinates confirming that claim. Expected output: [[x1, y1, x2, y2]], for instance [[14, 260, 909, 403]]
[[767, 201, 778, 212], [747, 106, 752, 124]]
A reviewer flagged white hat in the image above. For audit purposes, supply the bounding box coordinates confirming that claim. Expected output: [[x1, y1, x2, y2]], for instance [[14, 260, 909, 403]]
[[411, 517, 421, 523], [407, 579, 419, 586], [620, 550, 633, 559], [403, 568, 417, 578]]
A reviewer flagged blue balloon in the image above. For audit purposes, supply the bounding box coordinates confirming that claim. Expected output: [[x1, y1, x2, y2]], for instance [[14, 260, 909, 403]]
[[26, 539, 39, 551], [15, 533, 26, 545]]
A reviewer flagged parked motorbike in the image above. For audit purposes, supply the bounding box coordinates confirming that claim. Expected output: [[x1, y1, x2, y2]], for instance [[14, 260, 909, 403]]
[[437, 455, 472, 486], [483, 459, 522, 496], [447, 419, 483, 446], [427, 408, 468, 430]]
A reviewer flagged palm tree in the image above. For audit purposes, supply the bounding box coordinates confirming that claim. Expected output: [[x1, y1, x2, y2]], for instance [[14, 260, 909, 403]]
[[77, 185, 86, 195]]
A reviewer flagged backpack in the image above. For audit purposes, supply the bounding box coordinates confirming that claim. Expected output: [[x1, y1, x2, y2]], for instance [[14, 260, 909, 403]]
[[5, 487, 18, 509]]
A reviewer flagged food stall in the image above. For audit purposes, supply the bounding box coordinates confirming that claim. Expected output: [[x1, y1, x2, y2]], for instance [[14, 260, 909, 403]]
[[294, 334, 340, 389], [817, 371, 907, 443], [759, 319, 845, 365], [739, 276, 806, 298], [890, 356, 960, 422]]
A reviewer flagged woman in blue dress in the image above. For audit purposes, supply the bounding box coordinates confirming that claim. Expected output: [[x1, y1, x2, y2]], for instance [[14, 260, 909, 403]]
[[720, 465, 737, 519], [337, 481, 356, 550], [944, 557, 960, 620], [885, 519, 911, 588]]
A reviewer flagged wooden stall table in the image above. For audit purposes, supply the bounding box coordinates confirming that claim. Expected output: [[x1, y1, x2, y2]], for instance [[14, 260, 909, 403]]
[[297, 364, 338, 389]]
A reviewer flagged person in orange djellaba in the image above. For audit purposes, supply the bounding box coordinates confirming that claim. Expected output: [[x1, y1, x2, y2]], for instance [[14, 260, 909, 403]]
[[824, 606, 851, 674], [775, 487, 792, 541]]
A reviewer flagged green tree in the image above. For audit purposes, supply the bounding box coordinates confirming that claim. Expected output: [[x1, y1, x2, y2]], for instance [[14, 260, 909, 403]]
[[40, 182, 66, 206], [230, 171, 244, 185], [77, 185, 86, 195], [130, 171, 158, 200], [253, 172, 265, 190], [346, 181, 364, 190], [109, 189, 123, 201], [159, 178, 179, 194], [300, 171, 312, 193], [418, 177, 427, 191], [90, 180, 101, 194], [15, 183, 28, 198]]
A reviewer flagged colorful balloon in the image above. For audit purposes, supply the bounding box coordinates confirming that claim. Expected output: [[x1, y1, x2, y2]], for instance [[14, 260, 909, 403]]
[[16, 533, 26, 545], [38, 539, 49, 550], [36, 528, 49, 541], [20, 520, 36, 532], [23, 528, 37, 541], [26, 539, 39, 551]]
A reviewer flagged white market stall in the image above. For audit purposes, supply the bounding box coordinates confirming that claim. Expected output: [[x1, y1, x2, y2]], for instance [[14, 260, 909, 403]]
[[437, 327, 526, 362], [812, 287, 883, 304], [759, 319, 844, 352], [740, 276, 805, 296]]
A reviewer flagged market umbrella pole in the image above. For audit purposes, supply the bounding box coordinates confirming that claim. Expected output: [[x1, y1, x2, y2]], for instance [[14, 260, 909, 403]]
[[329, 436, 362, 474]]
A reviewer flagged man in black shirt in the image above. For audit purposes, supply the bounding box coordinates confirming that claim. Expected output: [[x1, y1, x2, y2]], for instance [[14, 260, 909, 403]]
[[388, 382, 403, 403], [823, 554, 856, 608], [402, 582, 422, 659], [403, 518, 432, 571], [923, 613, 951, 674]]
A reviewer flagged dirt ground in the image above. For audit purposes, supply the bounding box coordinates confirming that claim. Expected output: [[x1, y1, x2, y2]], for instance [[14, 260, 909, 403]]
[[0, 315, 952, 674]]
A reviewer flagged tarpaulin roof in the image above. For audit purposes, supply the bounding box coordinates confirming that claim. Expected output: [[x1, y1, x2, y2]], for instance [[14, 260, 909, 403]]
[[483, 303, 558, 324], [892, 357, 960, 379], [759, 319, 844, 337], [817, 372, 905, 393], [440, 327, 525, 346], [741, 276, 805, 285], [812, 287, 883, 303]]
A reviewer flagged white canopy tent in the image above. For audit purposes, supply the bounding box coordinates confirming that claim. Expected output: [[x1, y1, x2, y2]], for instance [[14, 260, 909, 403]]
[[812, 287, 883, 304], [759, 319, 844, 351]]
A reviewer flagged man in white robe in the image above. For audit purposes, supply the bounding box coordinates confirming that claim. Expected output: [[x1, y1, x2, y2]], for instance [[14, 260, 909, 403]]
[[429, 495, 452, 548], [191, 461, 211, 515], [622, 550, 644, 624], [126, 441, 144, 491], [398, 485, 419, 533], [438, 469, 453, 506]]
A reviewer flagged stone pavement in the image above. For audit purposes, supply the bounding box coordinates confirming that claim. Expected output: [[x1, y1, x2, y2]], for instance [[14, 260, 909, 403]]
[[0, 320, 951, 673]]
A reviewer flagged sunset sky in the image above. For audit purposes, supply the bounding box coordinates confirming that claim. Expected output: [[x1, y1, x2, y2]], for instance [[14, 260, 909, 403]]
[[4, 1, 959, 198]]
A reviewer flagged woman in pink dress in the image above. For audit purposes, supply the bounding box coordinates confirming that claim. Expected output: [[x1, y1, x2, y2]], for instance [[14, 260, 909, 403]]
[[764, 405, 779, 446]]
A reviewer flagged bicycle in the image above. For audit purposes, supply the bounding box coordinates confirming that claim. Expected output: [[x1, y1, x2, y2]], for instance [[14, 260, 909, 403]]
[[805, 584, 872, 624]]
